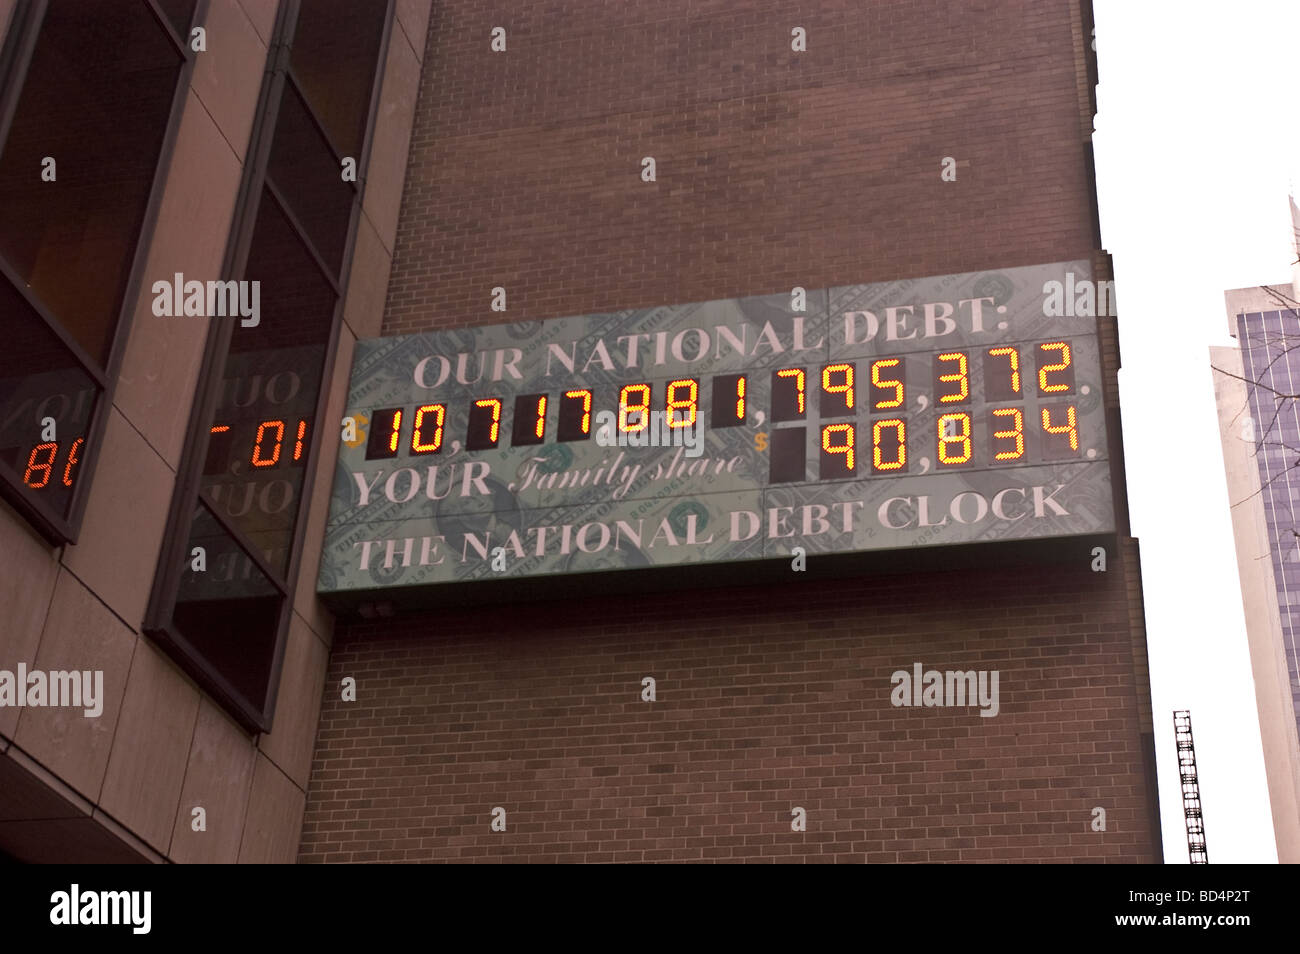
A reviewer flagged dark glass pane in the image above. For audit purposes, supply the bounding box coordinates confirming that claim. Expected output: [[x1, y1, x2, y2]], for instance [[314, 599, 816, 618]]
[[0, 278, 100, 521], [173, 503, 282, 713], [154, 0, 198, 42], [199, 188, 333, 575], [267, 81, 354, 277], [236, 188, 336, 353], [0, 0, 183, 366], [289, 0, 388, 158]]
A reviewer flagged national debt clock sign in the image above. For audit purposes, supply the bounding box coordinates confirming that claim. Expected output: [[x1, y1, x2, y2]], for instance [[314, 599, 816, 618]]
[[317, 260, 1115, 597]]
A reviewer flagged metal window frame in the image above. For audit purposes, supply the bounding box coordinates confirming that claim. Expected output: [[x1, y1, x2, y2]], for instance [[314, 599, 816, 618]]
[[0, 0, 206, 545], [144, 0, 395, 733]]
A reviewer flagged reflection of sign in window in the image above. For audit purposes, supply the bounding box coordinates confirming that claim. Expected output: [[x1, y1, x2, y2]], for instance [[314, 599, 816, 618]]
[[0, 0, 190, 541], [198, 346, 324, 576], [0, 367, 98, 514]]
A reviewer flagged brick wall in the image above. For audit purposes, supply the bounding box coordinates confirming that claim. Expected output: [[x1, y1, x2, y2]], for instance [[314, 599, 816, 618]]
[[298, 0, 1161, 861], [301, 553, 1156, 862], [379, 0, 1096, 337]]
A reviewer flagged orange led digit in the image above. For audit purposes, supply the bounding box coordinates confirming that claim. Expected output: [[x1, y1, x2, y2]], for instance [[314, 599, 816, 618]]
[[23, 442, 57, 489], [210, 424, 229, 434], [564, 390, 592, 435], [364, 408, 404, 459], [412, 404, 446, 453], [822, 423, 855, 471], [872, 418, 906, 471], [464, 400, 502, 451], [770, 367, 808, 422], [988, 346, 1021, 394], [475, 399, 501, 443], [62, 437, 84, 487], [533, 395, 548, 439], [1041, 405, 1079, 450], [252, 419, 286, 467], [389, 411, 403, 452], [619, 384, 651, 433], [870, 358, 904, 409], [822, 364, 855, 413], [510, 394, 550, 447], [1037, 341, 1072, 393], [293, 420, 308, 461], [936, 352, 970, 403], [991, 408, 1025, 460], [777, 368, 805, 413], [937, 412, 972, 464], [666, 379, 698, 428], [711, 375, 748, 428]]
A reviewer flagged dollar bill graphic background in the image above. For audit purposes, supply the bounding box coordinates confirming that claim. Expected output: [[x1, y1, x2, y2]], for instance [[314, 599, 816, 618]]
[[318, 260, 1114, 594]]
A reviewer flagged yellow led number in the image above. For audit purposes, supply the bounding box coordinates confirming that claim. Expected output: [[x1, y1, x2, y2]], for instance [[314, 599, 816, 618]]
[[1041, 406, 1079, 451], [666, 379, 698, 428], [821, 423, 855, 477], [411, 404, 446, 454], [530, 396, 547, 438], [562, 389, 592, 440], [872, 419, 906, 472], [774, 368, 806, 421], [937, 412, 972, 465], [509, 394, 548, 447], [474, 399, 501, 443], [821, 363, 855, 416], [385, 411, 402, 453], [988, 347, 1020, 393], [935, 351, 969, 403], [990, 408, 1024, 460], [618, 384, 651, 433], [870, 358, 904, 410], [1037, 341, 1073, 393]]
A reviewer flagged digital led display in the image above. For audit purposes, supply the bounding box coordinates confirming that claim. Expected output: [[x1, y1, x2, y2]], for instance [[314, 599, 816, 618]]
[[318, 260, 1116, 596]]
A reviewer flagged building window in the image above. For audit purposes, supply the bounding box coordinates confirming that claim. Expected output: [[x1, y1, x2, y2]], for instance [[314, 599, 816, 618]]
[[146, 0, 391, 732], [0, 0, 196, 542]]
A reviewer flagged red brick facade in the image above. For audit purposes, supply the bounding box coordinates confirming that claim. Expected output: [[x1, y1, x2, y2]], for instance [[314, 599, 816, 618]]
[[379, 0, 1099, 337], [298, 0, 1161, 862], [303, 556, 1157, 863]]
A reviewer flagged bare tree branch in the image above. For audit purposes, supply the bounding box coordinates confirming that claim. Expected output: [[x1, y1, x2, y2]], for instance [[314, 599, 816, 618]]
[[1211, 363, 1300, 400], [1258, 284, 1300, 312], [1229, 453, 1300, 510]]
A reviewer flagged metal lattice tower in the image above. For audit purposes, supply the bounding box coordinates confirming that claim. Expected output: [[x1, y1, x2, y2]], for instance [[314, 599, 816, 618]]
[[1173, 710, 1208, 864]]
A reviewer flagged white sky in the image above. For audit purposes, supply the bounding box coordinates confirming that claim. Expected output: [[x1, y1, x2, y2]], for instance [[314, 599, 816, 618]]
[[1093, 0, 1300, 863]]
